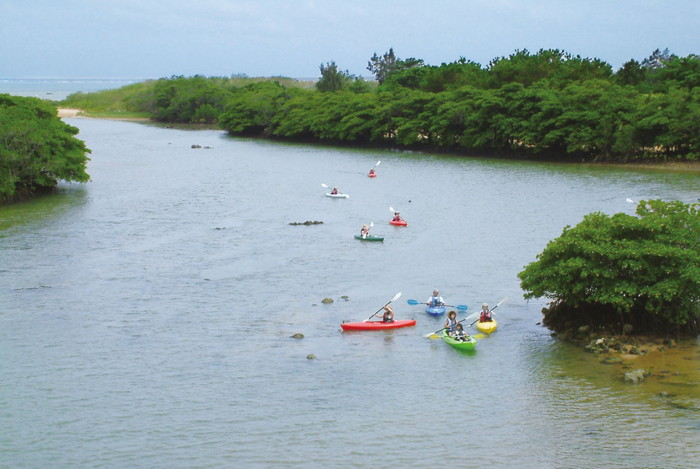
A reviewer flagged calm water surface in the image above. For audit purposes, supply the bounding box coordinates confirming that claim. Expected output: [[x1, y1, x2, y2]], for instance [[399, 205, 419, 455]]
[[1, 118, 699, 468]]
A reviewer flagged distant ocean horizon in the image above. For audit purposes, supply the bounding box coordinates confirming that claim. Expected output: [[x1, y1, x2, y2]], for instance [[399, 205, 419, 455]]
[[0, 77, 150, 101]]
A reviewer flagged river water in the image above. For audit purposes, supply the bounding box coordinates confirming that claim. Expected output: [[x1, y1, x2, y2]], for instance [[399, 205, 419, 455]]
[[1, 117, 699, 468]]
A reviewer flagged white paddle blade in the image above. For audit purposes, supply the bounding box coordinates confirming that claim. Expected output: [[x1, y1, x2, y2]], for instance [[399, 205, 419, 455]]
[[389, 206, 395, 213], [495, 297, 509, 308], [375, 160, 381, 167], [322, 183, 328, 188], [626, 198, 634, 204], [391, 292, 402, 302]]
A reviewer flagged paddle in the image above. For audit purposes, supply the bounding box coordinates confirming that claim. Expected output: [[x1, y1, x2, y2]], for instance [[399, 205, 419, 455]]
[[469, 297, 509, 326], [361, 222, 374, 238], [364, 292, 401, 322], [371, 160, 381, 170], [406, 299, 468, 311]]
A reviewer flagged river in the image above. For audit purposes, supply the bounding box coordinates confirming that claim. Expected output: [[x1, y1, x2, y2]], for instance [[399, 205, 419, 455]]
[[1, 117, 699, 468]]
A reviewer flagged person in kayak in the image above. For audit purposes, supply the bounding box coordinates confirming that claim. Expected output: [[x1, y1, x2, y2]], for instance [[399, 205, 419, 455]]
[[381, 305, 394, 323], [427, 289, 444, 307], [392, 211, 402, 222], [360, 224, 370, 238], [331, 187, 339, 195], [368, 168, 375, 176], [444, 310, 458, 332], [451, 323, 470, 341], [479, 303, 494, 322]]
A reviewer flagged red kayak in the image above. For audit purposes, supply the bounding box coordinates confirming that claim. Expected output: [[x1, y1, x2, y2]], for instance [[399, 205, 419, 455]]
[[389, 219, 408, 226], [368, 172, 377, 178], [341, 319, 416, 331]]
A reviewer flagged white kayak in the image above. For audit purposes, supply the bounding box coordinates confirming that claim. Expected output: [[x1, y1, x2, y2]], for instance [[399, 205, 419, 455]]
[[325, 193, 350, 199]]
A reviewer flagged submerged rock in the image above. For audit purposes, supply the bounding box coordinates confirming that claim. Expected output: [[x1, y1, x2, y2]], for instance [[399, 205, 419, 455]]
[[623, 369, 649, 384], [321, 298, 333, 304], [289, 220, 324, 225], [290, 333, 304, 339], [306, 354, 316, 360]]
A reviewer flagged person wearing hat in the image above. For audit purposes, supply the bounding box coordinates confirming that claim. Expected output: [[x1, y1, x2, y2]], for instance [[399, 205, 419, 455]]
[[360, 224, 370, 238], [381, 305, 395, 323], [444, 310, 458, 333], [427, 289, 444, 307], [479, 303, 494, 322]]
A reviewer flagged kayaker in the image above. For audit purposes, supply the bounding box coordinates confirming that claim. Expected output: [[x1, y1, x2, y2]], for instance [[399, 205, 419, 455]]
[[381, 305, 395, 323], [444, 310, 458, 332], [427, 289, 444, 307], [451, 323, 470, 341], [392, 211, 402, 222], [368, 168, 375, 176], [360, 224, 370, 238], [331, 187, 339, 195], [479, 303, 494, 322]]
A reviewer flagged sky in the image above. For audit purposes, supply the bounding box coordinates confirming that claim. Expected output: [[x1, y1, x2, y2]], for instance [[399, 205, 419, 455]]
[[1, 0, 698, 80]]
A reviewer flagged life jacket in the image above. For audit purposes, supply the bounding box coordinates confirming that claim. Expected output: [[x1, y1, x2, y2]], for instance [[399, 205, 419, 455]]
[[445, 317, 458, 331], [429, 296, 443, 307], [480, 311, 492, 322]]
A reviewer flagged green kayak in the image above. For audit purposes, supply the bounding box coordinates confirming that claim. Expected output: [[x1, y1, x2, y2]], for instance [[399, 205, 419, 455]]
[[354, 234, 384, 242], [441, 330, 477, 351]]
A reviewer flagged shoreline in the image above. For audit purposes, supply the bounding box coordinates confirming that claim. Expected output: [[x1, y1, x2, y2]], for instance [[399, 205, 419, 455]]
[[55, 108, 700, 173], [57, 108, 150, 121], [57, 108, 82, 118]]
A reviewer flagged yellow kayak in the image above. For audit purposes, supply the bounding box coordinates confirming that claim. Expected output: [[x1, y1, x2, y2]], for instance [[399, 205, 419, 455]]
[[476, 319, 498, 334]]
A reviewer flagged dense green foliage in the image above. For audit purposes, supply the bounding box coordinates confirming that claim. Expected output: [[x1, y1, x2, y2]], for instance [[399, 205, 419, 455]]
[[518, 200, 700, 335], [60, 48, 700, 162], [0, 94, 91, 203], [220, 48, 700, 161]]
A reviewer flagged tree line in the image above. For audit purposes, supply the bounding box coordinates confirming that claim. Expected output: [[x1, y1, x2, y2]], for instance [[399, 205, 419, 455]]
[[61, 48, 700, 163]]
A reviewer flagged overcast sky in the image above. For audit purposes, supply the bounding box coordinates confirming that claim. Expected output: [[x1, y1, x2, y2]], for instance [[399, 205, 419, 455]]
[[2, 0, 698, 79]]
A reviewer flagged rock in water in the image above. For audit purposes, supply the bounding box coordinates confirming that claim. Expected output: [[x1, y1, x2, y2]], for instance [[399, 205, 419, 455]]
[[624, 369, 648, 384]]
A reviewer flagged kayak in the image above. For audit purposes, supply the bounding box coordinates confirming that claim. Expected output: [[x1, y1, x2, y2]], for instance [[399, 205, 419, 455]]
[[425, 305, 446, 316], [368, 172, 376, 178], [389, 219, 408, 226], [354, 234, 384, 242], [442, 330, 477, 351], [476, 319, 498, 334], [326, 193, 349, 198], [341, 319, 416, 331]]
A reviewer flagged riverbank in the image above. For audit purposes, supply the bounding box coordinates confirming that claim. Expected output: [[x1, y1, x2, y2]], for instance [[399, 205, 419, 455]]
[[57, 108, 82, 118], [54, 107, 700, 174], [57, 108, 150, 121]]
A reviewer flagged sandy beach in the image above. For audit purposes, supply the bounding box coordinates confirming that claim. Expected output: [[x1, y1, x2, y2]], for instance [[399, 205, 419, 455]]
[[57, 108, 82, 118]]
